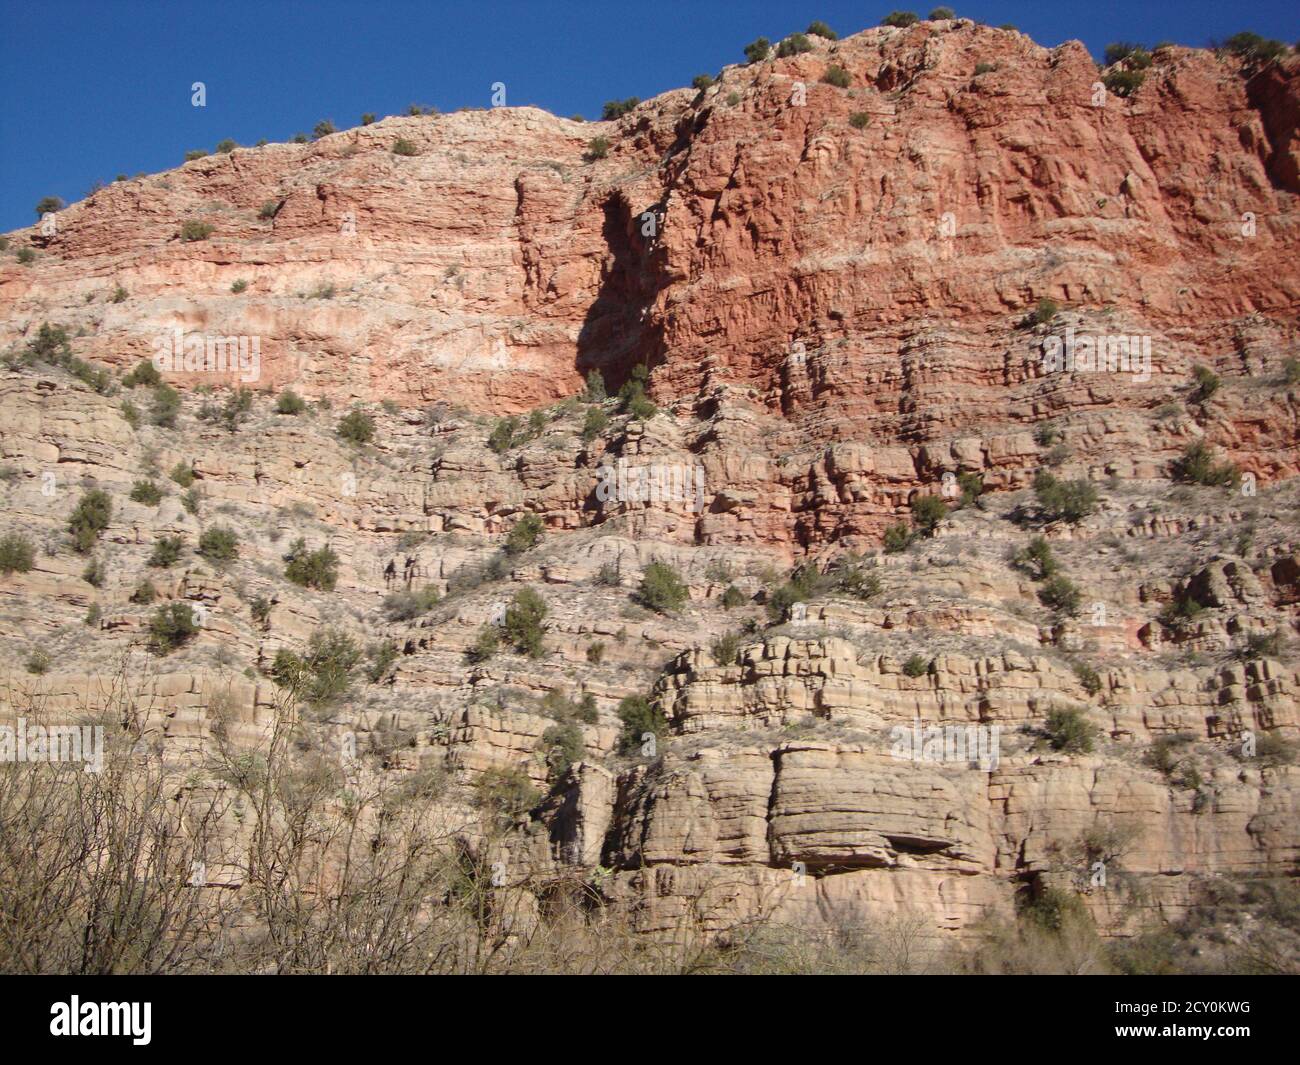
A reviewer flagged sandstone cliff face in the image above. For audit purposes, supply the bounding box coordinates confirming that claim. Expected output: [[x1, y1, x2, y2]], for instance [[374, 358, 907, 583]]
[[2, 21, 1299, 959]]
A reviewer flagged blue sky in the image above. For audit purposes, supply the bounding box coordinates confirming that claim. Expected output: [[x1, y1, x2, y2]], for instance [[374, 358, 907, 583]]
[[1, 0, 1296, 233]]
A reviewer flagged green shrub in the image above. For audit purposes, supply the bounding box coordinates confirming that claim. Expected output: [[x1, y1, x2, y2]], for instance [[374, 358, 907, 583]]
[[361, 113, 376, 125], [148, 534, 184, 568], [777, 33, 814, 57], [883, 522, 912, 553], [616, 695, 666, 754], [392, 138, 419, 156], [337, 407, 375, 445], [81, 558, 105, 587], [581, 406, 609, 442], [215, 139, 237, 153], [1045, 707, 1097, 753], [1222, 32, 1288, 63], [129, 479, 163, 505], [148, 602, 198, 654], [502, 587, 548, 657], [366, 639, 399, 683], [169, 462, 195, 488], [465, 625, 500, 663], [1012, 535, 1058, 580], [382, 585, 441, 621], [473, 767, 540, 828], [585, 136, 610, 160], [258, 201, 279, 219], [1158, 590, 1204, 631], [849, 111, 871, 129], [881, 11, 919, 27], [928, 6, 955, 18], [34, 196, 64, 217], [638, 561, 688, 614], [743, 38, 771, 64], [25, 649, 51, 675], [911, 494, 947, 535], [275, 389, 306, 415], [1172, 441, 1240, 488], [601, 98, 640, 120], [1027, 297, 1058, 326], [130, 581, 157, 605], [974, 62, 996, 75], [715, 584, 746, 612], [1103, 69, 1145, 97], [583, 369, 607, 402], [487, 416, 519, 453], [1073, 662, 1102, 696], [312, 119, 336, 139], [692, 74, 715, 90], [110, 284, 128, 304], [902, 654, 929, 678], [711, 631, 742, 666], [68, 489, 112, 553], [184, 149, 208, 161], [273, 628, 361, 703], [957, 472, 984, 507], [122, 358, 162, 388], [198, 525, 239, 564], [179, 220, 214, 242], [150, 384, 181, 428], [821, 65, 851, 87], [830, 556, 881, 600], [586, 642, 605, 664], [0, 533, 35, 575], [541, 720, 585, 779], [1033, 472, 1098, 523], [504, 513, 544, 556], [1283, 357, 1300, 386], [726, 91, 742, 107], [1104, 42, 1144, 65], [807, 20, 838, 38], [1237, 630, 1282, 661], [1033, 422, 1061, 447], [1189, 364, 1220, 403], [1020, 886, 1091, 933], [1038, 574, 1082, 616], [284, 538, 339, 590], [595, 562, 620, 586]]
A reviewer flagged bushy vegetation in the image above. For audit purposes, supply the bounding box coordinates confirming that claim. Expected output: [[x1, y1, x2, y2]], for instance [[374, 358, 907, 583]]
[[129, 479, 164, 506], [1025, 297, 1058, 326], [910, 494, 947, 536], [585, 136, 609, 161], [821, 65, 851, 87], [1045, 707, 1097, 753], [68, 489, 112, 553], [275, 389, 306, 415], [881, 11, 919, 27], [601, 98, 640, 120], [391, 138, 419, 156], [581, 406, 609, 442], [616, 695, 666, 754], [382, 585, 441, 621], [776, 33, 814, 57], [1037, 574, 1082, 616], [1011, 535, 1058, 580], [743, 38, 771, 64], [902, 654, 929, 678], [637, 561, 689, 614], [504, 513, 543, 556], [884, 523, 913, 553], [1221, 31, 1289, 63], [503, 587, 547, 657], [284, 538, 339, 590], [148, 534, 185, 568], [1172, 441, 1240, 488], [1033, 472, 1097, 523], [806, 20, 837, 39], [0, 532, 35, 575], [1103, 69, 1145, 97], [198, 525, 239, 564], [148, 602, 199, 654], [1190, 364, 1220, 402], [179, 220, 214, 242], [337, 407, 375, 445], [271, 628, 361, 704]]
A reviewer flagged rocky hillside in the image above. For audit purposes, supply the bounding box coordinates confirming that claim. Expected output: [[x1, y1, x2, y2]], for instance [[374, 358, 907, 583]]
[[1, 18, 1298, 972]]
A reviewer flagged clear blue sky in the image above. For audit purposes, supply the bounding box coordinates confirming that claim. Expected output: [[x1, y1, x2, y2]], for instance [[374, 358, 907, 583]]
[[1, 0, 1296, 233]]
